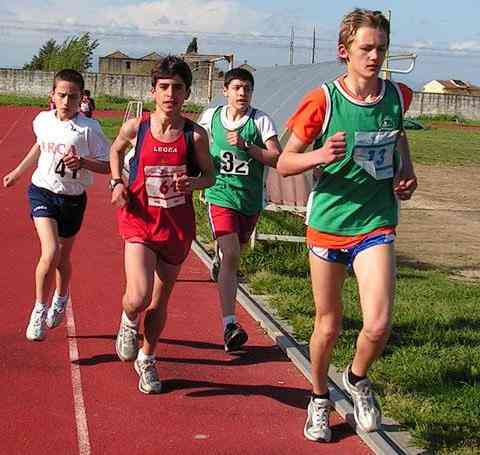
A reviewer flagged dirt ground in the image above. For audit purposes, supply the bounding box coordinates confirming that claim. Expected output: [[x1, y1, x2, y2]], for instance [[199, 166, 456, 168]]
[[396, 164, 480, 280]]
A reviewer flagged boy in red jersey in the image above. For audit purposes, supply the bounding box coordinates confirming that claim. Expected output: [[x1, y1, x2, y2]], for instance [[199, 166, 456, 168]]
[[277, 9, 417, 441], [109, 56, 214, 394]]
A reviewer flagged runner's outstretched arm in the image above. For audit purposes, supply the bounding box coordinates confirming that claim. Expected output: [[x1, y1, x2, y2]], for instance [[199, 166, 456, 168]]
[[226, 131, 281, 167], [277, 131, 346, 177], [176, 125, 215, 193], [110, 118, 139, 207], [3, 143, 41, 187], [245, 135, 281, 167], [394, 130, 417, 200]]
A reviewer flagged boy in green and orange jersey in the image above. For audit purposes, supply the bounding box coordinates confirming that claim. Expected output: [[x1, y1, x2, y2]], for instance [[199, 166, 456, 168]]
[[277, 9, 417, 442]]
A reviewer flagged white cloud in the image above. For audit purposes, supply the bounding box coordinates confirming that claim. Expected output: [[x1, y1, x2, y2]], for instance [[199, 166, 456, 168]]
[[449, 40, 480, 51], [411, 40, 434, 49], [4, 0, 269, 35]]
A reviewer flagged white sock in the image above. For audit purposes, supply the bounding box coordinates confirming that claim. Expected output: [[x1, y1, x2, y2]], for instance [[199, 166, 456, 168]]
[[54, 290, 68, 300], [137, 350, 155, 363], [122, 311, 139, 328], [53, 291, 69, 306], [223, 315, 236, 329], [34, 302, 47, 311]]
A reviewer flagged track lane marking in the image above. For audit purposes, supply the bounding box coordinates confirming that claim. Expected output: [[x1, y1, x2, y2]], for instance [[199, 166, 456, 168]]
[[0, 108, 28, 146], [66, 299, 91, 455]]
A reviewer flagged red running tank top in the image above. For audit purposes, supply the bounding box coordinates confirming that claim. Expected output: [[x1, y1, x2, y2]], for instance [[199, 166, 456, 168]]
[[118, 113, 196, 245]]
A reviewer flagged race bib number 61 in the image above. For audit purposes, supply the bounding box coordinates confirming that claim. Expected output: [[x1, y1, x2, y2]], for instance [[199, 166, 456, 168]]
[[144, 164, 186, 208]]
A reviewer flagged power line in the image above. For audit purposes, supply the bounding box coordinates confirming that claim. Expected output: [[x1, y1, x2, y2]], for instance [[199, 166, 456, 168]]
[[0, 19, 479, 57]]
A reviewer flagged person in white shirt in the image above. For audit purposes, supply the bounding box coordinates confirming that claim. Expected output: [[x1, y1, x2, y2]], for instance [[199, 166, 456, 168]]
[[3, 69, 110, 341], [198, 68, 281, 352]]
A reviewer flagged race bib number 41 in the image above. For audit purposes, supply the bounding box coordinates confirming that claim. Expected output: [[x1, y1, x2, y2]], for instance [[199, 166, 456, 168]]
[[353, 130, 399, 180], [144, 164, 186, 208], [220, 150, 250, 175]]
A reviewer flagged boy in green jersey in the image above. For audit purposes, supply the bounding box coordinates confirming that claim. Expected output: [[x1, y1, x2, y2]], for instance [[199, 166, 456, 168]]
[[277, 9, 417, 442], [199, 68, 282, 352]]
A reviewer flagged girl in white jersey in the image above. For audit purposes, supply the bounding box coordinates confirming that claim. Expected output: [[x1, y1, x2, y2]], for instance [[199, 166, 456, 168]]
[[3, 69, 110, 341]]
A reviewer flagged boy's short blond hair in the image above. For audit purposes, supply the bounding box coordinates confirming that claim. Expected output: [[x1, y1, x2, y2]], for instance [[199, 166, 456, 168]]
[[338, 9, 390, 63]]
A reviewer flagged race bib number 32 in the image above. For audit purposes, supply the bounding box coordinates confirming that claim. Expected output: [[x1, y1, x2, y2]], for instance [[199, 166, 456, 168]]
[[220, 150, 250, 175], [144, 164, 186, 208]]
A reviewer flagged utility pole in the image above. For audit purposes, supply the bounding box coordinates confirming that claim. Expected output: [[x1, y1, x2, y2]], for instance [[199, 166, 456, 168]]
[[289, 25, 295, 65], [312, 25, 316, 64]]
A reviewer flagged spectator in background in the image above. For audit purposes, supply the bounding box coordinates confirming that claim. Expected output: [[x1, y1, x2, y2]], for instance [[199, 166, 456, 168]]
[[48, 93, 56, 111], [80, 89, 96, 118]]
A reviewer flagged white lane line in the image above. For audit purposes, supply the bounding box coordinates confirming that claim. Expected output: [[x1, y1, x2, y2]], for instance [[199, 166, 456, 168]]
[[66, 299, 91, 455], [0, 108, 27, 146]]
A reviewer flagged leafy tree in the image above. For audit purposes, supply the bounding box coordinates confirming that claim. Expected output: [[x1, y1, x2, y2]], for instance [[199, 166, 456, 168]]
[[186, 37, 198, 54], [23, 39, 59, 70], [24, 33, 99, 72]]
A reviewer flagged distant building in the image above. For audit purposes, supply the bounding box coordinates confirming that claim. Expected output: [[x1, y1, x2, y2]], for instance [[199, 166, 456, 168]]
[[179, 52, 233, 79], [238, 61, 256, 73], [423, 80, 480, 96], [99, 51, 163, 75], [99, 50, 233, 79]]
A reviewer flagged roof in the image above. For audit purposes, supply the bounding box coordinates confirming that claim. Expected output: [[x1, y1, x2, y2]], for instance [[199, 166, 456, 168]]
[[140, 52, 163, 61], [428, 79, 480, 90], [209, 60, 344, 137], [180, 53, 234, 63], [102, 51, 129, 59], [238, 63, 256, 72]]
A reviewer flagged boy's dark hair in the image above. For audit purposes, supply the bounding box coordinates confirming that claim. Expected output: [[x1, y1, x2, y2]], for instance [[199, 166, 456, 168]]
[[84, 89, 91, 97], [338, 9, 390, 64], [224, 68, 254, 89], [53, 69, 85, 92], [151, 55, 192, 90]]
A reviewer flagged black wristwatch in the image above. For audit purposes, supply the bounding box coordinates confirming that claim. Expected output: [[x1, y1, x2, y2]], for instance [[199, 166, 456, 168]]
[[109, 178, 124, 191], [242, 140, 251, 151]]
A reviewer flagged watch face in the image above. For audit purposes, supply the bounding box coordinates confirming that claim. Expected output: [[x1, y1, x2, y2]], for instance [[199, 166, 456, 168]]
[[110, 179, 123, 190]]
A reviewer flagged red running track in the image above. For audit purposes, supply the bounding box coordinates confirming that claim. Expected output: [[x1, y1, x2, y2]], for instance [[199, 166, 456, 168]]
[[0, 106, 372, 455]]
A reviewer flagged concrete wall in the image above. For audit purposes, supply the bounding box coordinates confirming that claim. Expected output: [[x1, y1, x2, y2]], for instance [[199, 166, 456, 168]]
[[1, 69, 480, 118], [408, 91, 480, 120], [0, 68, 224, 106]]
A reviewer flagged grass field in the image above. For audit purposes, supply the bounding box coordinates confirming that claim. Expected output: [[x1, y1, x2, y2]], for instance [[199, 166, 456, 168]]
[[94, 115, 480, 454], [0, 94, 202, 113], [408, 127, 480, 166]]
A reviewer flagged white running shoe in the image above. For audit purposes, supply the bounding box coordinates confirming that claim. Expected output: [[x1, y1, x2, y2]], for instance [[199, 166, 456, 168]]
[[304, 397, 332, 442], [26, 305, 48, 341], [115, 316, 139, 361], [134, 357, 162, 394], [46, 295, 68, 329], [342, 366, 382, 432]]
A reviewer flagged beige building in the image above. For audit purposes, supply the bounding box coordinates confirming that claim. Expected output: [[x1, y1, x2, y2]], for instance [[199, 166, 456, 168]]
[[423, 79, 480, 96], [99, 51, 232, 79], [99, 51, 163, 75]]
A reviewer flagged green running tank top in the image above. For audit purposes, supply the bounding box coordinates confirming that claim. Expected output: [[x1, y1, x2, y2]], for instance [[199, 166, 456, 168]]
[[205, 107, 266, 215], [307, 79, 404, 235]]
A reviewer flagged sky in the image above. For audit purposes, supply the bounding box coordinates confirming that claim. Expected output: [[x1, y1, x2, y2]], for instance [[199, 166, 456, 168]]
[[1, 0, 480, 89]]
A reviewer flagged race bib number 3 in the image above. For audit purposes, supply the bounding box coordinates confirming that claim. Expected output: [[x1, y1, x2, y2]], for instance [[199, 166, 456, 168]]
[[353, 130, 399, 180], [145, 164, 186, 208], [220, 150, 250, 175]]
